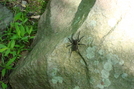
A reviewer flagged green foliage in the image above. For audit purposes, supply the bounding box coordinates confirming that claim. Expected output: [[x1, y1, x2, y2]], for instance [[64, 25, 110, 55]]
[[0, 6, 37, 89], [0, 81, 7, 89], [0, 57, 16, 77]]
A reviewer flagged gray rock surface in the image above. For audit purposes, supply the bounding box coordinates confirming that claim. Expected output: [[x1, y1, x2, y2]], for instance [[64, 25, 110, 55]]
[[9, 0, 134, 89], [0, 4, 13, 35]]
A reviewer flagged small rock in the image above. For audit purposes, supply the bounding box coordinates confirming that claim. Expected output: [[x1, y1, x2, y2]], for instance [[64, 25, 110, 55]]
[[0, 4, 13, 35]]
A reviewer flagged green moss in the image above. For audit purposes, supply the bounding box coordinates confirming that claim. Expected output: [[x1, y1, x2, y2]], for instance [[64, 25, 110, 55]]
[[97, 79, 111, 88], [52, 76, 63, 84], [98, 49, 104, 56], [86, 46, 96, 59], [103, 78, 111, 87], [106, 53, 120, 65], [119, 59, 124, 65], [89, 77, 96, 84], [97, 84, 104, 89], [121, 73, 128, 79], [101, 69, 110, 78], [51, 68, 63, 84], [51, 68, 58, 77], [93, 61, 99, 65], [73, 86, 80, 89], [114, 73, 120, 78], [103, 60, 112, 71]]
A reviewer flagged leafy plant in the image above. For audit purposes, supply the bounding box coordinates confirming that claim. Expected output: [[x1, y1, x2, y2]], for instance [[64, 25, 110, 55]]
[[0, 81, 7, 89], [1, 57, 16, 77], [0, 6, 37, 89]]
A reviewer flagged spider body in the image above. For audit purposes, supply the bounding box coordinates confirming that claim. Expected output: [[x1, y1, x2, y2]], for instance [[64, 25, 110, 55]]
[[67, 32, 84, 53]]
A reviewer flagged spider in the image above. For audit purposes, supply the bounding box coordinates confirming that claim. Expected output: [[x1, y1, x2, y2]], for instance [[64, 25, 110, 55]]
[[67, 31, 84, 54], [67, 32, 88, 66]]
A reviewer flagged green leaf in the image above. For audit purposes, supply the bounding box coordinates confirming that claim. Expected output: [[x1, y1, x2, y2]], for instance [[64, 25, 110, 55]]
[[15, 24, 21, 37], [26, 26, 33, 35], [10, 22, 14, 28], [20, 25, 25, 37], [0, 44, 8, 53], [14, 12, 22, 21], [8, 40, 15, 49], [6, 57, 16, 67], [0, 44, 7, 48], [26, 26, 29, 34], [1, 82, 7, 89], [11, 40, 16, 49], [10, 51, 17, 57], [21, 36, 28, 42], [10, 34, 19, 40], [1, 69, 6, 77], [14, 22, 21, 26], [0, 47, 8, 52], [4, 49, 10, 56], [5, 65, 13, 69], [29, 36, 35, 39], [22, 18, 28, 24], [14, 44, 21, 48]]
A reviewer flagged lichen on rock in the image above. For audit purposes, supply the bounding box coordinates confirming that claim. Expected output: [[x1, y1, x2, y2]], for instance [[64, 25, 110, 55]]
[[86, 46, 96, 59]]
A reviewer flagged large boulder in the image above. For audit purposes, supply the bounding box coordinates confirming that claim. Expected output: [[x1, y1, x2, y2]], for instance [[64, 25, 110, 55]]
[[10, 0, 134, 89]]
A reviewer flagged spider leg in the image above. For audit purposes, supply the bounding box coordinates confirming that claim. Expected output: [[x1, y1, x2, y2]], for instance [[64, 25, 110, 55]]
[[78, 43, 85, 45], [68, 38, 73, 43], [78, 36, 84, 42], [66, 44, 71, 47], [77, 31, 84, 42], [68, 33, 74, 43]]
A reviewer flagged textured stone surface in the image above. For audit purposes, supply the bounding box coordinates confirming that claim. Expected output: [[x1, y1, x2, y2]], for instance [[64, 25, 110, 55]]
[[10, 0, 134, 89], [0, 4, 13, 34]]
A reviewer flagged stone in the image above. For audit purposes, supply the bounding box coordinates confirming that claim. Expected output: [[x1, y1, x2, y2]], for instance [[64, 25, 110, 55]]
[[0, 4, 13, 35], [9, 0, 134, 89]]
